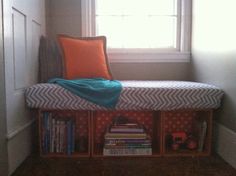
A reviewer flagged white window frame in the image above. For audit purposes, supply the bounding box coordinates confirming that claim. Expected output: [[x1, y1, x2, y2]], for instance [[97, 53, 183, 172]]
[[81, 0, 191, 63]]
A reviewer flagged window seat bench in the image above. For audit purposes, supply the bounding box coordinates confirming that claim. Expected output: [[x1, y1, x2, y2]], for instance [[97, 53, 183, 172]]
[[25, 80, 223, 157]]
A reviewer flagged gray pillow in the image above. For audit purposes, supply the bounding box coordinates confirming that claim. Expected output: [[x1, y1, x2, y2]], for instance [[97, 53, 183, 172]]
[[38, 36, 63, 83]]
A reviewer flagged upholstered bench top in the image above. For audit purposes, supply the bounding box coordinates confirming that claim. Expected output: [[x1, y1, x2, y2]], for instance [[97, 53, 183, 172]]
[[25, 80, 223, 111]]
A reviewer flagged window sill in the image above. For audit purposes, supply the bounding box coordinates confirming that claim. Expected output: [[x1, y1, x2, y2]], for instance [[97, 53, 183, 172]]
[[107, 51, 191, 63]]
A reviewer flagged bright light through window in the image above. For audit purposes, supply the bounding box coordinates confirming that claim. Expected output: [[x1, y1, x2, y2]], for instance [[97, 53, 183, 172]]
[[82, 0, 191, 62], [95, 0, 178, 49]]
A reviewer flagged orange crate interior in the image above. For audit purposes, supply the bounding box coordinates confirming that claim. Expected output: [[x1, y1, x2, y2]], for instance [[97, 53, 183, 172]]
[[163, 111, 211, 155]]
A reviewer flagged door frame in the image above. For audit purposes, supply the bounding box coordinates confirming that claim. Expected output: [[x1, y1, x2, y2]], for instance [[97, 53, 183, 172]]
[[0, 0, 9, 175]]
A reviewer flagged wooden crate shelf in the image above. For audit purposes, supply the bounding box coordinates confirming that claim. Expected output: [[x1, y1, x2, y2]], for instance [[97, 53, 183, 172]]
[[38, 110, 91, 158], [37, 109, 213, 158], [161, 110, 212, 157], [91, 111, 162, 157]]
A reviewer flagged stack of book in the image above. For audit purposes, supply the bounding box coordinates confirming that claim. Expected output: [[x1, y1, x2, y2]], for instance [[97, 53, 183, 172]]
[[42, 112, 75, 155], [103, 122, 152, 156]]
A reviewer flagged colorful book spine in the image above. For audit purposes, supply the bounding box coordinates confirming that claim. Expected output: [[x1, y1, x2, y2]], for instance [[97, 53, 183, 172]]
[[67, 119, 74, 154], [41, 112, 76, 155], [110, 128, 144, 133], [56, 120, 60, 153], [104, 145, 151, 149], [104, 132, 147, 139], [42, 112, 47, 154], [59, 120, 64, 153], [51, 118, 55, 153], [103, 148, 152, 156], [110, 124, 145, 133], [67, 120, 74, 155], [105, 139, 151, 144], [71, 121, 75, 153], [42, 112, 50, 154], [198, 120, 207, 152]]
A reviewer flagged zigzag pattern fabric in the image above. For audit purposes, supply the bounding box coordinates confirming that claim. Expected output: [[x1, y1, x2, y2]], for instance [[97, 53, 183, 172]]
[[25, 81, 224, 111]]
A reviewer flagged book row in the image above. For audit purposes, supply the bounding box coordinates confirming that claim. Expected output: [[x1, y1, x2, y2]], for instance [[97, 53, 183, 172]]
[[39, 110, 212, 157], [41, 112, 75, 155]]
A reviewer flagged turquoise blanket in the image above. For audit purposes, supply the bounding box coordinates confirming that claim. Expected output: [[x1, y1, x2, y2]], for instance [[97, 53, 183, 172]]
[[48, 78, 122, 108]]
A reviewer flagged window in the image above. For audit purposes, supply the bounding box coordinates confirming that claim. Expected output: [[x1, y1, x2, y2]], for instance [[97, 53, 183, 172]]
[[82, 0, 191, 62]]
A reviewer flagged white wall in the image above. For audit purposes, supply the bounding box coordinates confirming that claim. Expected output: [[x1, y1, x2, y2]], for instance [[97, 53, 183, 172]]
[[191, 0, 236, 168], [46, 0, 81, 39], [191, 0, 236, 132]]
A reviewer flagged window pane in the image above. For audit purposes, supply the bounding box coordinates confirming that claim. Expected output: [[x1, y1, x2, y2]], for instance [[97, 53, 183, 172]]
[[97, 16, 177, 48], [122, 16, 150, 48], [96, 16, 124, 48], [96, 0, 177, 16], [147, 0, 177, 15], [96, 0, 124, 15], [123, 0, 176, 16], [147, 17, 177, 48], [95, 0, 178, 49]]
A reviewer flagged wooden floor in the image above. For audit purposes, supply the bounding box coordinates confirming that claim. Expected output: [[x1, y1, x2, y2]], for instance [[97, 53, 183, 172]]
[[12, 154, 236, 176]]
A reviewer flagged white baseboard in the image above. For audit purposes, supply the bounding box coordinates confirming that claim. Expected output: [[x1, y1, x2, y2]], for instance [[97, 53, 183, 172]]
[[5, 119, 36, 175], [6, 119, 35, 140], [213, 122, 236, 169], [8, 123, 34, 175]]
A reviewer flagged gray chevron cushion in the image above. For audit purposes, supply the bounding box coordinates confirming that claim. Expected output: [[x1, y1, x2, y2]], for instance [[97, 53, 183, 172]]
[[25, 81, 223, 111]]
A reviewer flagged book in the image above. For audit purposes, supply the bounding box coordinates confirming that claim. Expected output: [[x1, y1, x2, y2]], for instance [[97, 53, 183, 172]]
[[104, 144, 151, 149], [67, 120, 72, 155], [59, 120, 65, 153], [198, 120, 207, 152], [110, 124, 145, 133], [105, 138, 151, 145], [103, 148, 152, 156], [104, 132, 147, 139], [51, 118, 56, 153], [42, 112, 48, 154], [71, 120, 75, 153], [43, 112, 52, 154], [56, 120, 60, 153]]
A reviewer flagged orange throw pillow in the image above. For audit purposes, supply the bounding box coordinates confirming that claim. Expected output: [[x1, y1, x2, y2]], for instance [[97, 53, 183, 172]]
[[58, 35, 113, 80]]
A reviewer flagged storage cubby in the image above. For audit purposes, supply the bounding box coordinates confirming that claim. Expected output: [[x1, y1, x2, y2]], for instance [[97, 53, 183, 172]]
[[37, 109, 213, 158], [161, 110, 212, 156], [91, 111, 162, 157], [38, 110, 91, 157]]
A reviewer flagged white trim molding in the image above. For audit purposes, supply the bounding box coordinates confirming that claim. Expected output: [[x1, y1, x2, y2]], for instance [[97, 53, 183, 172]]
[[6, 119, 35, 140], [109, 51, 190, 63], [180, 0, 192, 52], [213, 122, 236, 169], [81, 0, 95, 36]]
